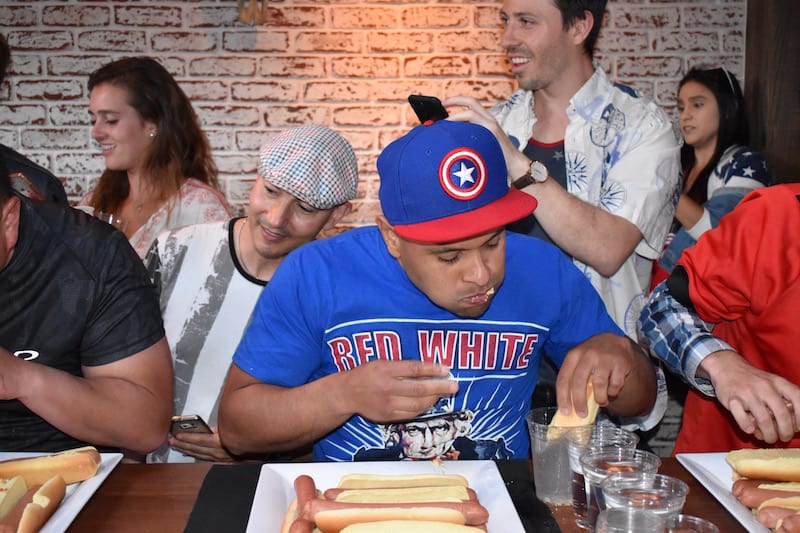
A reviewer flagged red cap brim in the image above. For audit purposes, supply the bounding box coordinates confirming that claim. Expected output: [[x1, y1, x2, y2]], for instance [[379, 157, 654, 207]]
[[392, 188, 538, 243]]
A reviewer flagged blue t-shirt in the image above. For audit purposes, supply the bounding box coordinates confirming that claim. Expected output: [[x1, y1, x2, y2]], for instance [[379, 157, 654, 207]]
[[233, 227, 621, 461]]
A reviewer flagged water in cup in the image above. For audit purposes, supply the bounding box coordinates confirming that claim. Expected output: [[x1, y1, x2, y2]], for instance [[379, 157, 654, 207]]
[[567, 425, 639, 529]]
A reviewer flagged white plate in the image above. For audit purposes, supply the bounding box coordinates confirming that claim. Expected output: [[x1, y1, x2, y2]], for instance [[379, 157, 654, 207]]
[[245, 460, 524, 533], [676, 452, 769, 533], [0, 451, 123, 533]]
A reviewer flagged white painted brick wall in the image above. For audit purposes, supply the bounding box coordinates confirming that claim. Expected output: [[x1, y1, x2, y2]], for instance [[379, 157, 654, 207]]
[[0, 0, 747, 224]]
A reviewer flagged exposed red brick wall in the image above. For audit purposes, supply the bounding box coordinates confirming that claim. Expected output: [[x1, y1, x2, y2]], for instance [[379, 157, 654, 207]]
[[0, 1, 747, 225]]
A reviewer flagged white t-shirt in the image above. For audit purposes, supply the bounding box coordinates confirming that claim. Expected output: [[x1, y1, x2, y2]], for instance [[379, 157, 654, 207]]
[[145, 219, 265, 463]]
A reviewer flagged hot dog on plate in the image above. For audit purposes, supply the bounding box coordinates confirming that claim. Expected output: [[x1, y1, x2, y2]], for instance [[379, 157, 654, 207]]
[[0, 475, 66, 533], [0, 446, 101, 486]]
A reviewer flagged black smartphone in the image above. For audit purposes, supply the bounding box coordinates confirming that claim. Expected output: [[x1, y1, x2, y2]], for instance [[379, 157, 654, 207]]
[[408, 94, 449, 123], [170, 414, 212, 435]]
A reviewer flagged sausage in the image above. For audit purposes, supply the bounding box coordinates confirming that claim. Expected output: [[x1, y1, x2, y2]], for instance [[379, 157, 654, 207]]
[[302, 497, 489, 527], [777, 513, 800, 532], [757, 505, 800, 529], [733, 479, 800, 508]]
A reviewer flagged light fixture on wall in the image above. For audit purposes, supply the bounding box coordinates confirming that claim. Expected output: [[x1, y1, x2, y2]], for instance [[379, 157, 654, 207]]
[[238, 0, 264, 25]]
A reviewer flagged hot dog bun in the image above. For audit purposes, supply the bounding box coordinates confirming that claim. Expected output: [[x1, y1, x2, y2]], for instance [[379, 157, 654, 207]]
[[549, 380, 599, 437], [337, 474, 468, 490], [329, 485, 472, 503], [313, 506, 467, 533], [341, 520, 484, 532], [0, 475, 66, 533], [0, 477, 27, 522], [0, 447, 101, 486], [727, 449, 800, 482]]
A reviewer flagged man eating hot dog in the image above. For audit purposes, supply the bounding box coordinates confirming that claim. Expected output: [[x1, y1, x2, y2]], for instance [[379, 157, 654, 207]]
[[218, 120, 663, 461]]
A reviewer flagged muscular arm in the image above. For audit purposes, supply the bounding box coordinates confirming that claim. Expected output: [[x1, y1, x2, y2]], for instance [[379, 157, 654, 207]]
[[444, 96, 643, 277], [218, 361, 458, 456], [1, 338, 173, 453]]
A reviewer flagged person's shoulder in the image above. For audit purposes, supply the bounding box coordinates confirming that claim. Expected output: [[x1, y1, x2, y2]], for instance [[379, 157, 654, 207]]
[[1, 144, 68, 205], [742, 183, 800, 206], [179, 178, 233, 209]]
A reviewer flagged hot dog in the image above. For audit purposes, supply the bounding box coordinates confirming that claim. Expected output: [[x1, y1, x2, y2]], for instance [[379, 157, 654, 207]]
[[302, 498, 489, 528], [281, 475, 320, 533], [311, 506, 469, 533], [732, 479, 800, 508], [777, 513, 800, 533], [0, 447, 101, 486], [756, 497, 800, 529], [340, 520, 485, 532], [0, 475, 66, 533]]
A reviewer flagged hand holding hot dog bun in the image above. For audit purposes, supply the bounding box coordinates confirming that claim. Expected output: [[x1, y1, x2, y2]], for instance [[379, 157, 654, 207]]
[[0, 446, 101, 486], [0, 475, 66, 533], [549, 380, 599, 438]]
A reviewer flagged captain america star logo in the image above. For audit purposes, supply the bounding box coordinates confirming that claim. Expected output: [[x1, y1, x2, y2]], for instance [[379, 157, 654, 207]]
[[438, 147, 487, 201]]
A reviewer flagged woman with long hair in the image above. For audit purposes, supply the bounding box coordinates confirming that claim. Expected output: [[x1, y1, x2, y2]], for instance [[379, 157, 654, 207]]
[[651, 67, 771, 287], [80, 56, 231, 258]]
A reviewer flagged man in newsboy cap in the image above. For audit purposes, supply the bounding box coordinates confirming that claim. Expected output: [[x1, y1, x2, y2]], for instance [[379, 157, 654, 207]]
[[219, 119, 661, 462], [145, 124, 358, 462]]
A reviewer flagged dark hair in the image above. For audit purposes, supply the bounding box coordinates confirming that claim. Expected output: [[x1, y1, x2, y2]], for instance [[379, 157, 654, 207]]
[[553, 0, 608, 58], [0, 33, 10, 86], [679, 67, 749, 204], [86, 56, 219, 214]]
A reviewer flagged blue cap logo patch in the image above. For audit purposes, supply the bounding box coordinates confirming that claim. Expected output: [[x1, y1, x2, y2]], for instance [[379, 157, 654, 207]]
[[439, 148, 486, 201]]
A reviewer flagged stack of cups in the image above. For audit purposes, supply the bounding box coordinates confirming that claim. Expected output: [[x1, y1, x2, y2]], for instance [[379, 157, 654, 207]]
[[601, 472, 690, 528], [580, 447, 661, 531], [566, 425, 640, 529]]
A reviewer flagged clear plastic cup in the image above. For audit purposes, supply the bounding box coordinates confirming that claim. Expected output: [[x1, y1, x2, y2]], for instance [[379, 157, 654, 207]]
[[567, 425, 640, 529], [527, 407, 592, 505], [667, 514, 719, 533], [601, 472, 689, 525], [595, 507, 666, 532], [580, 448, 661, 531]]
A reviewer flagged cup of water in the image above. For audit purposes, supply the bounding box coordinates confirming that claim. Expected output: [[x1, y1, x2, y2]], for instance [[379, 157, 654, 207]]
[[601, 472, 689, 526]]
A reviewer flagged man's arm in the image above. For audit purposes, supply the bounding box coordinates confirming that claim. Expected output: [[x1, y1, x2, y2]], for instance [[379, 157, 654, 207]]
[[445, 96, 646, 277], [1, 338, 173, 453], [554, 333, 657, 420], [640, 282, 800, 444], [218, 361, 458, 456]]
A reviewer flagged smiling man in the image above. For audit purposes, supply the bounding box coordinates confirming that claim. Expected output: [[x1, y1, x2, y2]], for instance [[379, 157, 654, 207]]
[[145, 124, 357, 462], [218, 120, 660, 462]]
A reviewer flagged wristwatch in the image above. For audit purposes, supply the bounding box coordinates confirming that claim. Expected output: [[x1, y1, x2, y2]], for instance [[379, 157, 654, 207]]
[[510, 159, 548, 189]]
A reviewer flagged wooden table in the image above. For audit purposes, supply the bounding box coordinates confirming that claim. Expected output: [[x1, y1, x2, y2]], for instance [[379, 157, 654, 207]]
[[66, 459, 746, 532]]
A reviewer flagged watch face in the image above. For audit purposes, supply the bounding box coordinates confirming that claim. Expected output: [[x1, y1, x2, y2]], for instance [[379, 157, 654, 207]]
[[530, 161, 548, 183]]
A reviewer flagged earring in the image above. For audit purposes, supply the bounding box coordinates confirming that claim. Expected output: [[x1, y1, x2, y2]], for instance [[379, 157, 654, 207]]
[[148, 131, 156, 139]]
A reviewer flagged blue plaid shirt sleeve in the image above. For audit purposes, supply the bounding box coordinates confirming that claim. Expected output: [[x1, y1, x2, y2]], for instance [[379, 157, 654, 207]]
[[638, 281, 735, 397]]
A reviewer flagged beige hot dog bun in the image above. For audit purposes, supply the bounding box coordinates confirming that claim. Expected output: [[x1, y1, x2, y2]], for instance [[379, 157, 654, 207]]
[[332, 485, 471, 503], [0, 475, 66, 533], [314, 507, 467, 533], [337, 473, 468, 490], [727, 449, 800, 482], [341, 520, 484, 532], [0, 447, 100, 487], [549, 380, 599, 438]]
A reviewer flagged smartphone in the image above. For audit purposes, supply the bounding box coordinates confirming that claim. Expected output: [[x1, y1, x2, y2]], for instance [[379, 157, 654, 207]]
[[171, 414, 212, 435], [408, 94, 449, 123]]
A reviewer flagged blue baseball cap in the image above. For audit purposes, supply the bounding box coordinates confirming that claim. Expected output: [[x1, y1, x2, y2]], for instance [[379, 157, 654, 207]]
[[378, 120, 537, 243]]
